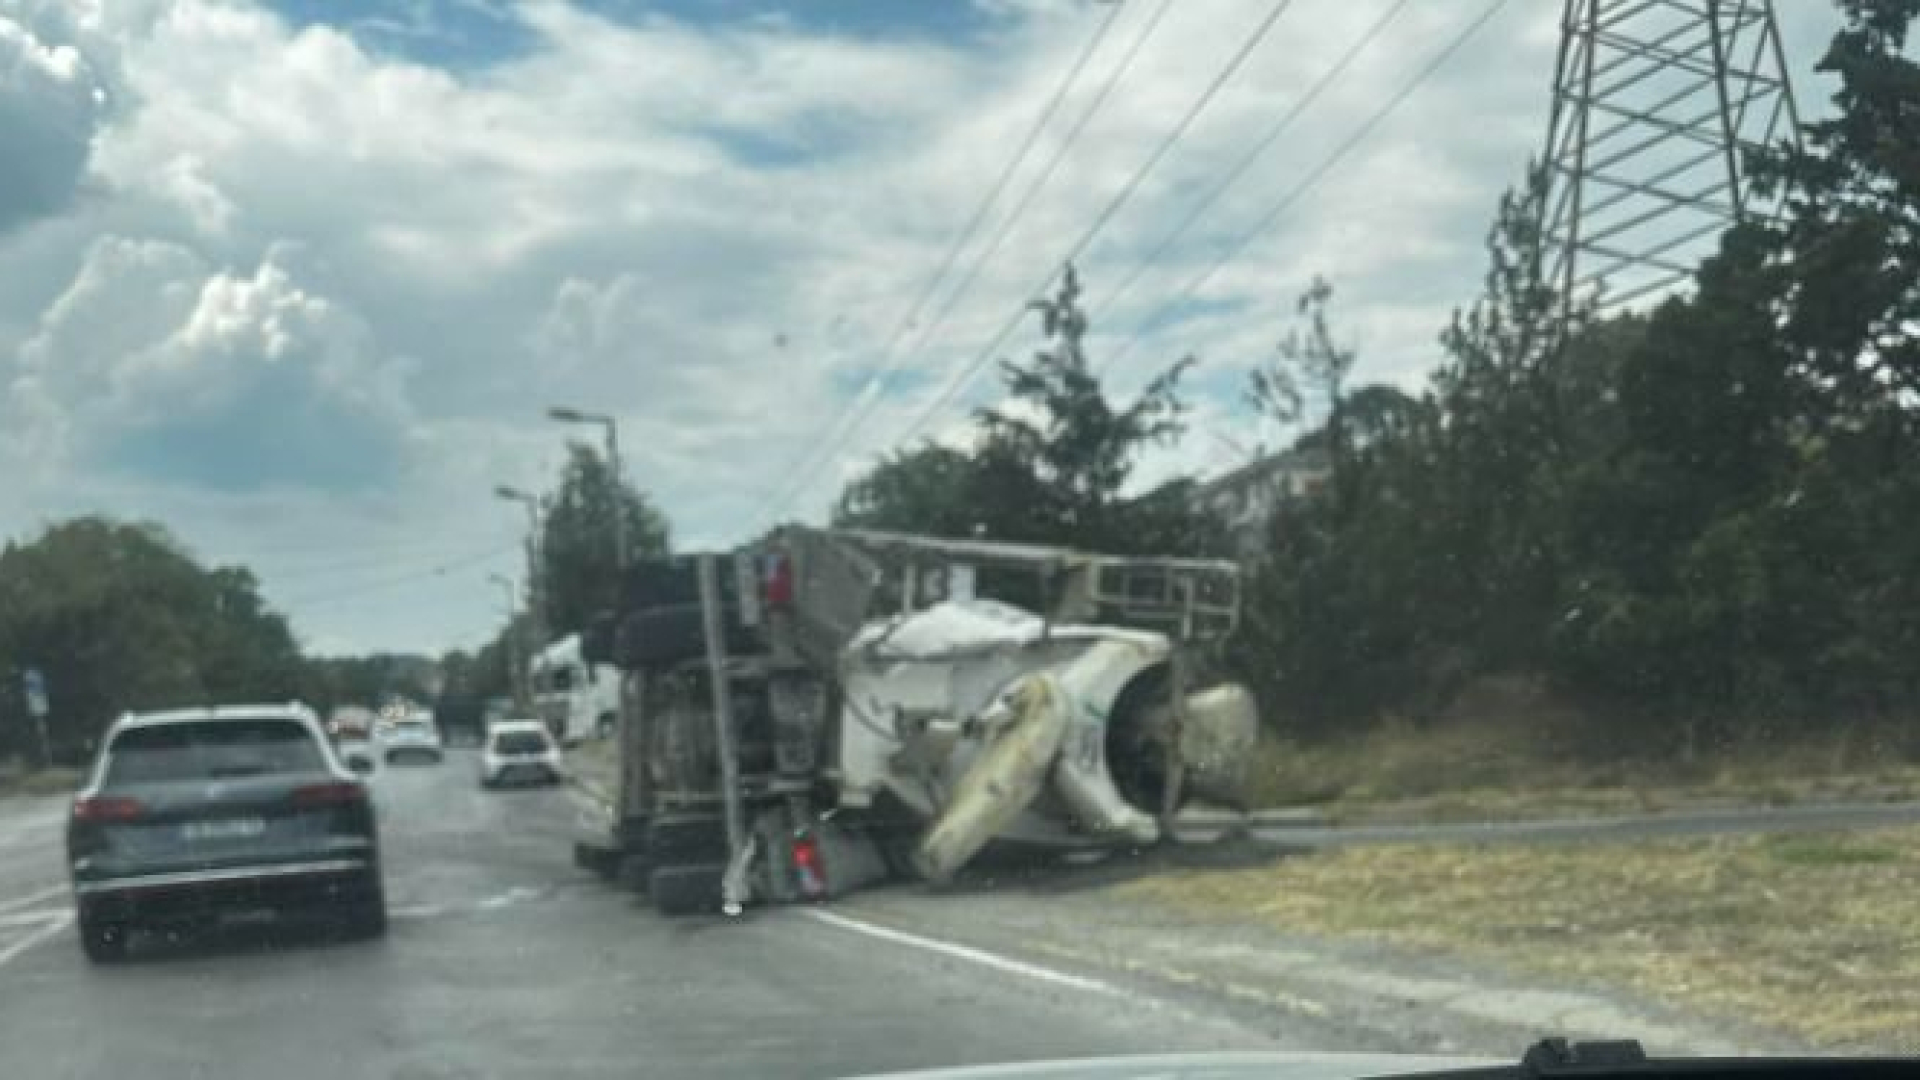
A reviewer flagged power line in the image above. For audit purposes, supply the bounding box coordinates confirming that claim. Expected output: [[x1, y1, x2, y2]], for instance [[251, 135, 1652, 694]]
[[277, 543, 518, 608], [877, 0, 1304, 456], [763, 0, 1177, 522], [1089, 0, 1418, 350], [262, 543, 516, 582], [754, 0, 1128, 524], [1102, 0, 1515, 378]]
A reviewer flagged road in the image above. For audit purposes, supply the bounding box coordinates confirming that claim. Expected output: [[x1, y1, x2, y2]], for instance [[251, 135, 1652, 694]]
[[0, 750, 1317, 1079]]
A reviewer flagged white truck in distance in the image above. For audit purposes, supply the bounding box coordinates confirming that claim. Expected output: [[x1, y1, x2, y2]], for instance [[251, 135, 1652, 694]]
[[573, 527, 1258, 916], [530, 634, 620, 745]]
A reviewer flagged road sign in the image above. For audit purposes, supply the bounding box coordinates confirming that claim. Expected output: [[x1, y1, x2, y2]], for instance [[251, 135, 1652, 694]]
[[22, 668, 47, 719]]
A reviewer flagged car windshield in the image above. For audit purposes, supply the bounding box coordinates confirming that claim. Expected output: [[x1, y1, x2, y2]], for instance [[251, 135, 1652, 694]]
[[104, 720, 326, 785], [493, 732, 550, 755], [2, 0, 1915, 1073]]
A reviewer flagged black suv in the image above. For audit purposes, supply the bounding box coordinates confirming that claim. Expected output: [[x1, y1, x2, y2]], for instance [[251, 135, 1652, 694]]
[[66, 704, 386, 961]]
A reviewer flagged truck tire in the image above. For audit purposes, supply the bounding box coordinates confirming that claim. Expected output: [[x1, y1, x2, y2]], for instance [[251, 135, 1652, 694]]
[[573, 840, 619, 879], [617, 853, 652, 892], [645, 814, 729, 866], [615, 603, 752, 671], [650, 864, 727, 916]]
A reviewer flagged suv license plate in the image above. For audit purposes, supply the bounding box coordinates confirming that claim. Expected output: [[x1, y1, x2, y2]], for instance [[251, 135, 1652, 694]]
[[182, 818, 266, 841]]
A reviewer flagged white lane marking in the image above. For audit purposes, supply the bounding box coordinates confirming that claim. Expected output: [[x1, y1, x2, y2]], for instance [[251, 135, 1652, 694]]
[[804, 909, 1118, 997], [0, 884, 66, 915], [0, 911, 72, 968], [0, 908, 65, 927]]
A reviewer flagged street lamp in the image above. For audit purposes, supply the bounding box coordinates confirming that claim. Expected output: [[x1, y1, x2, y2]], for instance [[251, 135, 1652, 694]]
[[546, 406, 627, 571]]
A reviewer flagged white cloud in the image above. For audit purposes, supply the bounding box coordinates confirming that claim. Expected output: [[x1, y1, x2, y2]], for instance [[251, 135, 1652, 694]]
[[0, 6, 107, 232], [6, 236, 417, 498]]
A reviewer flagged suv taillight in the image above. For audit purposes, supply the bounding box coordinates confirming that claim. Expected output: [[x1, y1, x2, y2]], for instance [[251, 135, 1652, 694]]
[[72, 796, 145, 823], [291, 782, 366, 808]]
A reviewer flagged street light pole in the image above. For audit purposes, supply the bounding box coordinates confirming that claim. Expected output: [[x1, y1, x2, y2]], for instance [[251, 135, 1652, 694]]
[[487, 573, 527, 711], [547, 407, 627, 572], [494, 485, 547, 656]]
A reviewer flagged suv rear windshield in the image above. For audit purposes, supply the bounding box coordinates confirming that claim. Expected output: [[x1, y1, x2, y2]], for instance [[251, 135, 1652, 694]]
[[105, 719, 327, 785], [493, 731, 550, 755]]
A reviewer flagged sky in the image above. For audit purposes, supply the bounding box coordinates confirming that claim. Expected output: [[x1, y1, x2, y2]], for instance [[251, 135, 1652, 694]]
[[0, 0, 1853, 656]]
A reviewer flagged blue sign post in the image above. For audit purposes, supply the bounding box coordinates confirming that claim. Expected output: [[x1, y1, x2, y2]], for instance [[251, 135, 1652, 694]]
[[20, 668, 50, 768]]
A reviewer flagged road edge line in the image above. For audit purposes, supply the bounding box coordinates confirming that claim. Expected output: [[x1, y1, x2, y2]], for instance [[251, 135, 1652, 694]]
[[802, 908, 1119, 997]]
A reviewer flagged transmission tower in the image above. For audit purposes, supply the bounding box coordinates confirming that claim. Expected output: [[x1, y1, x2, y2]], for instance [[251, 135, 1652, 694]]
[[1540, 0, 1802, 313]]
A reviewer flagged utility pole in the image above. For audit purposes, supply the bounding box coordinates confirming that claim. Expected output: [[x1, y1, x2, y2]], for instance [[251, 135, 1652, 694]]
[[495, 485, 548, 654], [1538, 0, 1801, 316], [547, 407, 628, 572], [487, 573, 527, 711]]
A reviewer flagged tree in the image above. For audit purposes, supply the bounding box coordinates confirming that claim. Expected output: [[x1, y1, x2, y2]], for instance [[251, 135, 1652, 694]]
[[835, 264, 1212, 555], [0, 518, 305, 763], [1269, 277, 1357, 470], [833, 443, 986, 536], [1755, 0, 1920, 432], [300, 653, 438, 716], [539, 440, 671, 639], [971, 265, 1200, 551]]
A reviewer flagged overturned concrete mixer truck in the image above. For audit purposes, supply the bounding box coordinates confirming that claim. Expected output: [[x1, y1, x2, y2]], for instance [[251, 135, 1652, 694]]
[[571, 526, 1259, 916]]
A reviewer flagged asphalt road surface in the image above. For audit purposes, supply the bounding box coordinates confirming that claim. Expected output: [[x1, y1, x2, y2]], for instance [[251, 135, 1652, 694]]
[[0, 751, 1298, 1079]]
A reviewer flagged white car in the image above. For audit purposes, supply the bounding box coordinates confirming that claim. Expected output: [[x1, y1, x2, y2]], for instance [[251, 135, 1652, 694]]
[[377, 715, 443, 765], [479, 721, 563, 788], [337, 736, 378, 774]]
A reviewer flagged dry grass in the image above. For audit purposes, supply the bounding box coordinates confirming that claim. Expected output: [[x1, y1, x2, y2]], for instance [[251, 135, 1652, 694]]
[[1246, 707, 1920, 821], [566, 738, 618, 802], [1123, 827, 1920, 1050]]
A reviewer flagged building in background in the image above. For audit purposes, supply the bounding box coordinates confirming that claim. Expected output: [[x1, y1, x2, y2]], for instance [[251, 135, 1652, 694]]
[[1194, 448, 1330, 561]]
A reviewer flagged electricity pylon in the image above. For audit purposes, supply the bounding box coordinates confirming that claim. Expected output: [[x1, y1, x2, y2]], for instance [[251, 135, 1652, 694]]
[[1540, 0, 1802, 313]]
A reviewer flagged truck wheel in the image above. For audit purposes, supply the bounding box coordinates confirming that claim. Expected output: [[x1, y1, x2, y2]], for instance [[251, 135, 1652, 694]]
[[650, 864, 727, 916], [645, 815, 729, 866], [616, 603, 751, 670], [573, 841, 619, 879], [617, 853, 652, 892]]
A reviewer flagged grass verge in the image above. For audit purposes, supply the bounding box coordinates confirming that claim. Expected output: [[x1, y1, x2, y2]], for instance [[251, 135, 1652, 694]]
[[566, 737, 617, 803], [1122, 827, 1920, 1050], [1246, 711, 1920, 822]]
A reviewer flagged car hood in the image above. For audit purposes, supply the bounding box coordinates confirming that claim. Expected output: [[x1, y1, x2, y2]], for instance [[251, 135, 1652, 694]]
[[848, 1053, 1494, 1080]]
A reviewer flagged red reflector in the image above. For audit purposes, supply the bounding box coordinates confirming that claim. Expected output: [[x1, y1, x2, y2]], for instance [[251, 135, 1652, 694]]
[[791, 831, 825, 900], [72, 796, 145, 823], [291, 782, 365, 808], [764, 554, 794, 608]]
